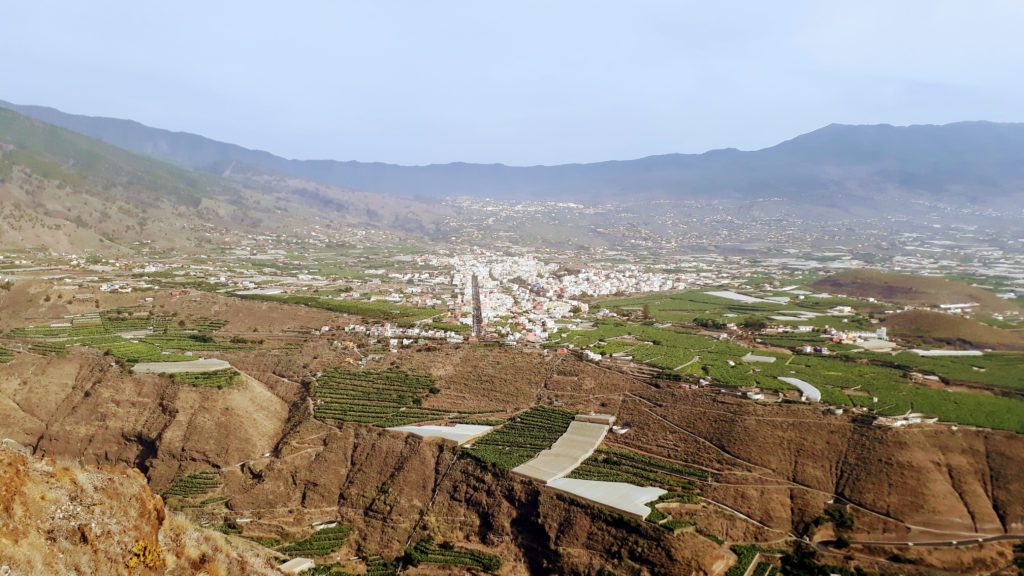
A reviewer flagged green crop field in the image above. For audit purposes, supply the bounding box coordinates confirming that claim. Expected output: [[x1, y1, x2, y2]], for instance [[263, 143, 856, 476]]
[[877, 351, 1024, 390], [596, 289, 874, 329], [567, 447, 707, 492], [553, 322, 1024, 433], [313, 369, 489, 427], [163, 471, 221, 499], [233, 292, 439, 323], [464, 406, 575, 469], [726, 545, 760, 576], [404, 537, 502, 573], [276, 525, 352, 558], [170, 368, 242, 389], [0, 346, 13, 363]]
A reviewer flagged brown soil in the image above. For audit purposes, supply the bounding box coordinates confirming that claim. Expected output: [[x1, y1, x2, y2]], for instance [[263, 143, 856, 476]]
[[884, 309, 1024, 351], [813, 269, 1015, 314]]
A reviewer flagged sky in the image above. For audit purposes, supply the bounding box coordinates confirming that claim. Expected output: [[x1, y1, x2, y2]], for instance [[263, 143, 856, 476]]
[[2, 1, 1023, 165]]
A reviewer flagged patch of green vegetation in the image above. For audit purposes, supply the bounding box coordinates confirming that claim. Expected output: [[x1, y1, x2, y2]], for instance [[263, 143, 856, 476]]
[[163, 471, 220, 498], [452, 417, 506, 426], [404, 537, 503, 573], [28, 341, 67, 355], [0, 346, 14, 363], [463, 407, 575, 469], [364, 555, 400, 576], [726, 545, 760, 576], [233, 292, 439, 323], [554, 321, 1024, 433], [170, 368, 242, 389], [103, 341, 193, 364], [597, 289, 873, 329], [277, 525, 353, 558], [420, 320, 471, 333], [313, 369, 489, 427], [879, 351, 1024, 390], [568, 447, 707, 492]]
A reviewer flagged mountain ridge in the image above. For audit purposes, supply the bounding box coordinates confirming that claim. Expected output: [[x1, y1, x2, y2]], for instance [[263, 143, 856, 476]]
[[4, 99, 1024, 203]]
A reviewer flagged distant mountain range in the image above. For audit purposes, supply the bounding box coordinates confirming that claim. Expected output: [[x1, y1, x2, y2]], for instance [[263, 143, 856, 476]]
[[3, 99, 1024, 204]]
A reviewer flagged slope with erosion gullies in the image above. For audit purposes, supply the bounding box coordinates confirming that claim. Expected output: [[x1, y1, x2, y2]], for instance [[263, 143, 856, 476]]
[[0, 349, 289, 488], [617, 390, 1024, 539], [0, 106, 442, 251], [3, 323, 1022, 572], [6, 100, 1024, 204], [0, 443, 279, 575], [812, 269, 1016, 314]]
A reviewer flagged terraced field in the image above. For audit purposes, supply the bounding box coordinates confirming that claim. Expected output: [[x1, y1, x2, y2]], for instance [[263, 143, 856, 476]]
[[313, 369, 491, 427], [554, 322, 1024, 433], [276, 525, 352, 558], [3, 309, 247, 365], [567, 447, 707, 492], [170, 368, 242, 389], [598, 289, 873, 329], [163, 471, 221, 499], [464, 407, 576, 469], [404, 537, 502, 573], [233, 292, 439, 324]]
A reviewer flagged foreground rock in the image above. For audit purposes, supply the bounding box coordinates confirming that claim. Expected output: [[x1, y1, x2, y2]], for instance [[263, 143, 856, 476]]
[[0, 443, 278, 575]]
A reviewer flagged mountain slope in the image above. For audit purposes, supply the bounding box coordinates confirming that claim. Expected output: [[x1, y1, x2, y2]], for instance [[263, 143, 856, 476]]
[[0, 106, 445, 251], [4, 99, 1024, 204]]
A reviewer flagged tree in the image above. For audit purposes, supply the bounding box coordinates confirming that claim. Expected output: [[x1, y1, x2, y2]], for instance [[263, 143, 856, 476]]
[[741, 317, 768, 331]]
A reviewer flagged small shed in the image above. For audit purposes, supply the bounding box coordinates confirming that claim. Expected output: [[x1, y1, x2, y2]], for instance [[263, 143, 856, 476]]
[[575, 413, 616, 426]]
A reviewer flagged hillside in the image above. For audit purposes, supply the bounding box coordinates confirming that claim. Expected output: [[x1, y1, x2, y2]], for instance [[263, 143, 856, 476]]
[[883, 309, 1024, 351], [4, 100, 1024, 205], [812, 269, 1016, 314], [0, 443, 278, 575], [0, 107, 445, 252]]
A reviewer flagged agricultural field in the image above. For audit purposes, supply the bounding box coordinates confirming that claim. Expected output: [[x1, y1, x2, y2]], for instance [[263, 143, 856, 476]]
[[554, 322, 1024, 433], [0, 346, 12, 363], [878, 351, 1024, 391], [313, 369, 491, 427], [2, 308, 247, 365], [28, 341, 67, 355], [163, 471, 221, 499], [233, 292, 439, 324], [566, 447, 708, 492], [170, 368, 242, 389], [726, 545, 761, 576], [404, 537, 503, 573], [464, 407, 575, 469], [596, 289, 874, 329], [276, 525, 352, 558]]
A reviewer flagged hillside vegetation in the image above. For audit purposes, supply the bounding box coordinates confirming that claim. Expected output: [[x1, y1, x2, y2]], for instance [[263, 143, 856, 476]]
[[883, 309, 1024, 351], [813, 269, 1015, 313]]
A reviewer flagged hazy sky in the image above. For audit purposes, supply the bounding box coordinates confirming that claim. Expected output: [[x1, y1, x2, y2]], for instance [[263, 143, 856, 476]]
[[3, 1, 1023, 165]]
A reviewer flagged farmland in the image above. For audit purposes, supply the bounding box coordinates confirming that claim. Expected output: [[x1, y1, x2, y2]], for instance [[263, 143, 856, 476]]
[[276, 525, 352, 558], [567, 447, 707, 492], [313, 369, 491, 427], [464, 407, 576, 469], [2, 308, 248, 365], [0, 346, 12, 363], [404, 537, 503, 573], [554, 322, 1024, 433], [233, 292, 439, 324], [877, 351, 1024, 391], [170, 368, 242, 389], [163, 471, 221, 499], [596, 289, 874, 329]]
